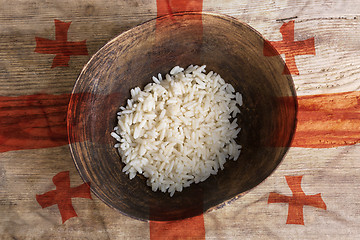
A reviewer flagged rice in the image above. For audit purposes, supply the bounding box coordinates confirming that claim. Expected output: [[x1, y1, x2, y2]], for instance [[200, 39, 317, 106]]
[[111, 65, 243, 197]]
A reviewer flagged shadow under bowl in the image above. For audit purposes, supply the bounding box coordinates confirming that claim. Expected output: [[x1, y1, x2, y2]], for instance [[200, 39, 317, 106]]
[[67, 12, 297, 221]]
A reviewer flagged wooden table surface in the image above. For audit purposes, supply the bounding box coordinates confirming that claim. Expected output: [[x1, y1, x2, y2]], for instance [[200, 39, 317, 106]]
[[1, 0, 360, 239]]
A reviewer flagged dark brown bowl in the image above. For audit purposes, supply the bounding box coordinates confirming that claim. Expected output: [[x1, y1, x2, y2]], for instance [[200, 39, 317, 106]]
[[67, 12, 297, 221]]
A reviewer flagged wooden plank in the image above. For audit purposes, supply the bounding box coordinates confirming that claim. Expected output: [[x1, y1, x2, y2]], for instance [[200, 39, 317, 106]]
[[0, 0, 359, 239], [0, 147, 150, 239], [0, 0, 359, 96]]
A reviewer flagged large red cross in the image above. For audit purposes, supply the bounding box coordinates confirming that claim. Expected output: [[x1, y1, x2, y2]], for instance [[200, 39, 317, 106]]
[[268, 175, 326, 225], [149, 1, 205, 239], [35, 19, 88, 68], [150, 214, 205, 240], [156, 0, 203, 19], [263, 20, 315, 75], [36, 171, 92, 223]]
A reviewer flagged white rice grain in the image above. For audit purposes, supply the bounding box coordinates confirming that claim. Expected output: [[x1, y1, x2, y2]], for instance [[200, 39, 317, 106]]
[[111, 65, 243, 196]]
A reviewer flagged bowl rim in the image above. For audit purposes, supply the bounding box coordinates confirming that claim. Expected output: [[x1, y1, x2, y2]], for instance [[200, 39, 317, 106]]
[[67, 11, 298, 222]]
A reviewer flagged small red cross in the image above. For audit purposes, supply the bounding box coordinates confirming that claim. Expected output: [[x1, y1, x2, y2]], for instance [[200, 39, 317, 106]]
[[35, 19, 88, 68], [263, 20, 315, 75], [36, 171, 92, 223], [268, 176, 326, 225]]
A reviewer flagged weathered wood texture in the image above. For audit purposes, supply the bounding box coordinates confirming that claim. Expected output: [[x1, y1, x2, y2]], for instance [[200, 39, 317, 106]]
[[0, 0, 359, 239]]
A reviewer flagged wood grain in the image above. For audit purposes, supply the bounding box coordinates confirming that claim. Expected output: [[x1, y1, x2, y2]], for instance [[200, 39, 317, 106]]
[[0, 0, 156, 96], [0, 0, 360, 239], [293, 91, 360, 148], [1, 0, 359, 96], [0, 147, 149, 239], [0, 93, 69, 152]]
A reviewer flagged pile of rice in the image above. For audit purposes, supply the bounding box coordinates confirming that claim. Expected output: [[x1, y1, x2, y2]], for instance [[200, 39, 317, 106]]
[[111, 65, 243, 197]]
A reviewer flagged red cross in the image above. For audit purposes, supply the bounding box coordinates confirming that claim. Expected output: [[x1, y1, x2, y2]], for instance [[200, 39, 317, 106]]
[[35, 19, 88, 68], [150, 214, 205, 240], [263, 20, 315, 75], [36, 171, 92, 223], [156, 0, 203, 29], [268, 176, 326, 225], [156, 0, 203, 19]]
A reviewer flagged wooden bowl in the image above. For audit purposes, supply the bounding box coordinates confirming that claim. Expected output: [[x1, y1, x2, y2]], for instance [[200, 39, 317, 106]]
[[67, 12, 297, 221]]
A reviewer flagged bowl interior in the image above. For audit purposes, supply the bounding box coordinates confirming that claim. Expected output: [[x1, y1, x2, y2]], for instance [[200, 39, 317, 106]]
[[67, 12, 297, 221]]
